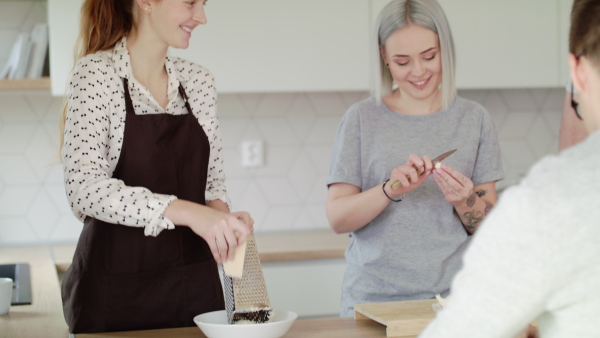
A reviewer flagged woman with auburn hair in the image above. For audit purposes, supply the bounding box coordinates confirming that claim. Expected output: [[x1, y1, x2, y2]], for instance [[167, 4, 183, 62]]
[[60, 0, 253, 333], [420, 0, 600, 336], [326, 0, 503, 317]]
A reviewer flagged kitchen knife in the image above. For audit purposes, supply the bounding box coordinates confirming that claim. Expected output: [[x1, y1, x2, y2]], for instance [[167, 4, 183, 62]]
[[390, 149, 457, 190]]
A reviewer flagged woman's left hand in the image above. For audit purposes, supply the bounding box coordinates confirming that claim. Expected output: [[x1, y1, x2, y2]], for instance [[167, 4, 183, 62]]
[[432, 163, 474, 207], [232, 211, 254, 233]]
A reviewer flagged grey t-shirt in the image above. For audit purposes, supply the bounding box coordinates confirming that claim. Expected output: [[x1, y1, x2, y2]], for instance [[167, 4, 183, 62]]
[[327, 96, 504, 317]]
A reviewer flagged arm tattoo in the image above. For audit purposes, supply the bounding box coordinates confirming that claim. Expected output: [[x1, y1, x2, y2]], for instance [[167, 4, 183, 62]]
[[466, 192, 477, 207], [484, 201, 493, 216], [475, 189, 487, 197], [462, 210, 483, 233]]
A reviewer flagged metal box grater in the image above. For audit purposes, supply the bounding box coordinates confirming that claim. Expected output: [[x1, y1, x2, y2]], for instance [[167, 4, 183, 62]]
[[223, 234, 272, 324]]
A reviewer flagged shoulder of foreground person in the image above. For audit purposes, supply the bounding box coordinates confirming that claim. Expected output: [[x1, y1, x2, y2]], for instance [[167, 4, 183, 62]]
[[522, 130, 600, 192]]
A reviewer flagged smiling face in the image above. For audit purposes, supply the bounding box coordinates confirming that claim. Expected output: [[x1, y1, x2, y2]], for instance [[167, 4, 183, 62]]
[[381, 23, 442, 102], [147, 0, 207, 49]]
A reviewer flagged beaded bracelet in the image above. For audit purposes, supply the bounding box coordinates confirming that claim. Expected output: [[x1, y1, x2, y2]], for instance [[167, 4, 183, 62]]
[[382, 179, 403, 202]]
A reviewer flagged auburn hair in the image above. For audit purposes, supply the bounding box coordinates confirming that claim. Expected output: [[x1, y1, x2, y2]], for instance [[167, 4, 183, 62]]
[[77, 0, 135, 58], [58, 0, 136, 158]]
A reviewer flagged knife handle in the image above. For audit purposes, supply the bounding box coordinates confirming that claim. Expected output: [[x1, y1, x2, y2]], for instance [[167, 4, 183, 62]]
[[390, 168, 424, 190]]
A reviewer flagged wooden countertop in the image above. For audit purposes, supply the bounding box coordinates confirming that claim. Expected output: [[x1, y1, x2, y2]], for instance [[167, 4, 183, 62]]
[[0, 245, 71, 338], [253, 230, 349, 262], [75, 317, 394, 338], [0, 230, 352, 338], [52, 230, 350, 273]]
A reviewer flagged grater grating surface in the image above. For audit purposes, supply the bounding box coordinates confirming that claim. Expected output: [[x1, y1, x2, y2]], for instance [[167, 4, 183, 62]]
[[223, 234, 272, 324]]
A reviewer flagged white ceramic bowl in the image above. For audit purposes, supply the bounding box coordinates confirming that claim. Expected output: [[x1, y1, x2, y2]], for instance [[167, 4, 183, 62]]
[[193, 309, 297, 338]]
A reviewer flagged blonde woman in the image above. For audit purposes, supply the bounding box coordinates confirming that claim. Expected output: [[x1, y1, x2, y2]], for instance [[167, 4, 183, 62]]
[[326, 0, 503, 317]]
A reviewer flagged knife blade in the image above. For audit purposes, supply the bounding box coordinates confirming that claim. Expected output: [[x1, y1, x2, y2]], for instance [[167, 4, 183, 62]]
[[390, 149, 457, 190]]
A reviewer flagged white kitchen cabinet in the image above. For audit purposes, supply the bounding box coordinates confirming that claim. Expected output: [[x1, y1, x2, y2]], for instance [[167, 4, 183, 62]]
[[371, 0, 563, 89], [48, 0, 370, 95], [559, 0, 574, 86], [172, 0, 370, 93], [261, 259, 346, 318], [217, 258, 346, 318], [49, 0, 567, 95], [47, 0, 83, 96]]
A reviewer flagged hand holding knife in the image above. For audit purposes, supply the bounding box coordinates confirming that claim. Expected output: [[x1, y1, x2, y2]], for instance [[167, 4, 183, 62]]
[[390, 149, 457, 190]]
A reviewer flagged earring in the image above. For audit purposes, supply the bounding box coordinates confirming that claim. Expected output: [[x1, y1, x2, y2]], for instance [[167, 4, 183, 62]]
[[145, 6, 151, 13], [386, 63, 389, 68]]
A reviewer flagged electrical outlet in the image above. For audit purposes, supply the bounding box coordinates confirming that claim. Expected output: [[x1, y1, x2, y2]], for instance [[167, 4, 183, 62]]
[[241, 140, 264, 167]]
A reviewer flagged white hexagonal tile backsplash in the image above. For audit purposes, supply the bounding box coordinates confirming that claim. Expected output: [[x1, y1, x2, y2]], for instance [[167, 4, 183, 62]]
[[0, 1, 564, 246], [0, 87, 566, 245]]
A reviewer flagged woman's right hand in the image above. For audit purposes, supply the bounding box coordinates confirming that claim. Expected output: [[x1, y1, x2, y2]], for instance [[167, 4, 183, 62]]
[[188, 208, 252, 264], [164, 200, 252, 264], [387, 154, 433, 196]]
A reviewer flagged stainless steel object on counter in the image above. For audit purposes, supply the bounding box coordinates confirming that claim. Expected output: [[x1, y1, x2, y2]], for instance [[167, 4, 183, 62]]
[[223, 235, 272, 324], [0, 263, 31, 305]]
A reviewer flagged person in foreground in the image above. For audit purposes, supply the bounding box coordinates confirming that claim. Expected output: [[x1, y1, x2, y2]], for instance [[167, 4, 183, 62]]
[[60, 0, 253, 333], [419, 0, 600, 336], [326, 0, 503, 317], [559, 82, 587, 150]]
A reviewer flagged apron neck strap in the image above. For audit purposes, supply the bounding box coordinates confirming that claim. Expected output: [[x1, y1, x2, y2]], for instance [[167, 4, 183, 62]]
[[121, 78, 194, 116]]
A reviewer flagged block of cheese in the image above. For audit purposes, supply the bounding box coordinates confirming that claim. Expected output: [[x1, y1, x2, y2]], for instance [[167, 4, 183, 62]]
[[223, 240, 247, 278]]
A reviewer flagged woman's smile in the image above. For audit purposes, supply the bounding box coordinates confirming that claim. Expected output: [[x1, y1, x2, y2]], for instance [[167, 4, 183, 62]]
[[409, 77, 431, 89], [383, 24, 442, 102]]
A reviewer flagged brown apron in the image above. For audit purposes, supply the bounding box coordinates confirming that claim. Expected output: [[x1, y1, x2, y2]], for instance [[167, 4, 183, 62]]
[[62, 78, 224, 333]]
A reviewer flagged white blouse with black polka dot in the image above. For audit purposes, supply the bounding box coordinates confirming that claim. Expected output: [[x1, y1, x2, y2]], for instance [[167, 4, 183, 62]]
[[62, 37, 230, 237]]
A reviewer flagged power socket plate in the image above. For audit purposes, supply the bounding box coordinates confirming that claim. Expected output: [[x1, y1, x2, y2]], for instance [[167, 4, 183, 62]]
[[241, 140, 263, 167]]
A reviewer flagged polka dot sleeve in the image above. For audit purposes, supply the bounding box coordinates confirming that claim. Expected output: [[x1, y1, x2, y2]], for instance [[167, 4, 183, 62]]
[[62, 54, 176, 236]]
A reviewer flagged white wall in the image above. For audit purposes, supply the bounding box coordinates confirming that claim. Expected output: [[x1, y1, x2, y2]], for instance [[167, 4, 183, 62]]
[[0, 87, 565, 245], [0, 1, 566, 246], [47, 0, 573, 95]]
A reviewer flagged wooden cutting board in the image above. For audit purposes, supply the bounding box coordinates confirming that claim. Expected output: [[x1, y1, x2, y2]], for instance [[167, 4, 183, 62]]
[[354, 299, 438, 337]]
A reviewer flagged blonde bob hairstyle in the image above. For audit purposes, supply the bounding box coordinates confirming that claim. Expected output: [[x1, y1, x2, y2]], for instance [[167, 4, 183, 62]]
[[372, 0, 456, 108]]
